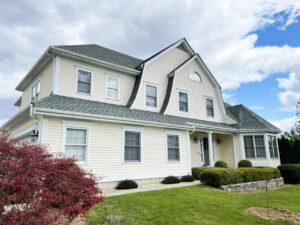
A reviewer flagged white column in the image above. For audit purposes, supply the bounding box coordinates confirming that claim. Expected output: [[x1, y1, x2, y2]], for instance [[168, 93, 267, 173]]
[[264, 133, 271, 166], [208, 131, 214, 166], [239, 134, 246, 160], [186, 131, 192, 175], [232, 134, 238, 167]]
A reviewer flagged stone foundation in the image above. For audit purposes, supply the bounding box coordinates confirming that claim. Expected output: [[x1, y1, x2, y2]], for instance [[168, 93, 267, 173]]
[[220, 177, 284, 192]]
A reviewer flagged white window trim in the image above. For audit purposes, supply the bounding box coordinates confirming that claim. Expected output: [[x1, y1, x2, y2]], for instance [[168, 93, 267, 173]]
[[144, 82, 159, 109], [75, 67, 93, 95], [268, 135, 279, 159], [62, 121, 91, 165], [178, 90, 189, 113], [122, 126, 143, 164], [106, 75, 120, 100], [205, 97, 214, 118], [31, 79, 41, 99], [165, 130, 181, 163], [242, 134, 267, 159], [189, 71, 202, 83]]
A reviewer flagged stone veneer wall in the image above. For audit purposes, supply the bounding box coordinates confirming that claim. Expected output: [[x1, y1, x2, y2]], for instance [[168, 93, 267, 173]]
[[220, 178, 284, 193]]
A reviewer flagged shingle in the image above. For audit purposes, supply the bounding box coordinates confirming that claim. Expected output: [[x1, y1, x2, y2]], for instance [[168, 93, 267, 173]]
[[54, 44, 143, 69], [225, 104, 280, 132], [36, 95, 235, 130]]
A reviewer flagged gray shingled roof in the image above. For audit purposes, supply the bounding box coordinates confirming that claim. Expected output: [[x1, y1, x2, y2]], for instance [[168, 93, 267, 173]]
[[54, 44, 143, 69], [36, 95, 236, 130], [225, 104, 280, 132]]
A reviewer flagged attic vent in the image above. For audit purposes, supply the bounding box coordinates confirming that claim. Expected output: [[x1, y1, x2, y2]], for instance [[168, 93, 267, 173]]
[[189, 71, 202, 83]]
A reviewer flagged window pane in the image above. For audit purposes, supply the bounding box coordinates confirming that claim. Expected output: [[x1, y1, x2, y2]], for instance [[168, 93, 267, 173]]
[[78, 70, 91, 83], [244, 136, 255, 158], [124, 131, 141, 161], [108, 77, 119, 89], [78, 82, 91, 93], [66, 129, 87, 145], [272, 136, 279, 158], [65, 145, 86, 161], [268, 135, 275, 158], [179, 92, 188, 112], [167, 135, 180, 161], [146, 85, 157, 107], [107, 88, 118, 98], [206, 99, 214, 117], [255, 136, 266, 158]]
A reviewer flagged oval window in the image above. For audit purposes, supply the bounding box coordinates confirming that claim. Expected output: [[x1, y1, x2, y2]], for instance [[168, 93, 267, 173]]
[[189, 71, 202, 83]]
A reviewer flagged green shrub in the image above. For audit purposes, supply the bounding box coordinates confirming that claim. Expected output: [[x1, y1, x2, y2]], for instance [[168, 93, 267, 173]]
[[116, 180, 138, 190], [180, 175, 195, 182], [161, 176, 181, 184], [278, 164, 300, 184], [214, 160, 228, 168], [200, 168, 243, 187], [192, 167, 211, 180], [238, 167, 281, 182], [238, 160, 252, 168]]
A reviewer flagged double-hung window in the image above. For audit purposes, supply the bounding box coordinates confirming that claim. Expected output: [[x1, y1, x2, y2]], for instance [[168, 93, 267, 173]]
[[124, 131, 141, 162], [167, 134, 180, 161], [243, 135, 266, 158], [31, 81, 40, 101], [268, 135, 279, 158], [206, 98, 214, 117], [107, 76, 119, 99], [77, 69, 92, 94], [179, 91, 188, 112], [65, 128, 88, 162], [146, 85, 157, 107]]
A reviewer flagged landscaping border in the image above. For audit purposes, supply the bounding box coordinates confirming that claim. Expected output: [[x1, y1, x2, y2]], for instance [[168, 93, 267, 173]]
[[220, 177, 284, 192]]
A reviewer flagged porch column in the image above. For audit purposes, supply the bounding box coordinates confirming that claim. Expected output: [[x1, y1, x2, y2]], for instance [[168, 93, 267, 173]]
[[208, 131, 214, 166], [232, 134, 238, 167], [264, 134, 271, 166]]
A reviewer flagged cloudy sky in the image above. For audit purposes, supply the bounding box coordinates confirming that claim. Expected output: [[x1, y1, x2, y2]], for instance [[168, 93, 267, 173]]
[[1, 0, 300, 131]]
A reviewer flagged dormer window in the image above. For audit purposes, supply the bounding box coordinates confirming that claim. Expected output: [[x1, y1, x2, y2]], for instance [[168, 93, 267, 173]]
[[206, 98, 214, 117], [106, 76, 120, 100], [189, 71, 202, 83], [179, 91, 188, 112], [31, 80, 40, 101], [146, 84, 157, 108], [77, 69, 92, 94]]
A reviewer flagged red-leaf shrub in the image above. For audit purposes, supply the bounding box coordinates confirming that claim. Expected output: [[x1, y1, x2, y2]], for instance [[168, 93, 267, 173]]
[[0, 132, 103, 225]]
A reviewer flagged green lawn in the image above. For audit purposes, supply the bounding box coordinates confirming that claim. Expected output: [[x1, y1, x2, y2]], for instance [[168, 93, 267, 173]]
[[86, 184, 300, 225]]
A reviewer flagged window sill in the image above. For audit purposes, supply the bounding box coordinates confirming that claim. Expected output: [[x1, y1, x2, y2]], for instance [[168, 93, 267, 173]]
[[167, 160, 181, 163], [75, 91, 92, 96], [123, 161, 142, 164], [106, 96, 120, 101]]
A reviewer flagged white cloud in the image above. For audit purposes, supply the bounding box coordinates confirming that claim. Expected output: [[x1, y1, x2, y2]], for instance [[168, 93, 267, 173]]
[[277, 72, 300, 111], [250, 105, 264, 110], [270, 116, 297, 133], [1, 0, 300, 117]]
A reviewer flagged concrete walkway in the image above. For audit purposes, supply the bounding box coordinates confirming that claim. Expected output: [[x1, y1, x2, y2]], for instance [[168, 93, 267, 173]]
[[104, 180, 200, 197]]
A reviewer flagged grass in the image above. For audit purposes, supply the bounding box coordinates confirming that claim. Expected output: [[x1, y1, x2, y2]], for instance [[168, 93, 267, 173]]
[[86, 184, 300, 225]]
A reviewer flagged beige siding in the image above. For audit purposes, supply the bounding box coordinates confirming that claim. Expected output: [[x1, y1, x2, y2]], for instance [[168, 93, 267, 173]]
[[165, 60, 225, 122], [215, 134, 234, 167], [133, 48, 190, 111], [45, 117, 190, 182], [20, 61, 53, 110], [58, 57, 135, 105], [9, 118, 39, 138]]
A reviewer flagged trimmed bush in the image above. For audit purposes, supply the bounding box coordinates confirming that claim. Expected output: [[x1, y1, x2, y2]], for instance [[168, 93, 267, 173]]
[[116, 180, 138, 190], [238, 160, 252, 168], [192, 167, 211, 180], [214, 160, 228, 168], [161, 176, 181, 184], [181, 175, 195, 182], [200, 167, 281, 187], [278, 164, 300, 184], [239, 167, 281, 182], [200, 168, 244, 187]]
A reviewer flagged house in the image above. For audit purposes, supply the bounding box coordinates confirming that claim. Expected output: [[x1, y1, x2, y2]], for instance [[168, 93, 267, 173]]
[[2, 38, 281, 188]]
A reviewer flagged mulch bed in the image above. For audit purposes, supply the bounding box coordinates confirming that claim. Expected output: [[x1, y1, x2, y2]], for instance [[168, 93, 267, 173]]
[[246, 207, 300, 224]]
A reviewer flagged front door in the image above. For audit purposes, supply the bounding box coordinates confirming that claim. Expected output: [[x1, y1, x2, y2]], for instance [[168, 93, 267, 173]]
[[202, 137, 210, 166]]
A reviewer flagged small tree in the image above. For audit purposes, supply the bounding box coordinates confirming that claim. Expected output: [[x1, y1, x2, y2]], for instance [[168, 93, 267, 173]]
[[0, 132, 103, 225]]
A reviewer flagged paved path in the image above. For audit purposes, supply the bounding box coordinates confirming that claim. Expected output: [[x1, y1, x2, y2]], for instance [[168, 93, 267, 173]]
[[104, 180, 200, 197]]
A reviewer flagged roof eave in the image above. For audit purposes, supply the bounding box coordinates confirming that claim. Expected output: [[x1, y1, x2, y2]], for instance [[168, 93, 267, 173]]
[[50, 47, 141, 76]]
